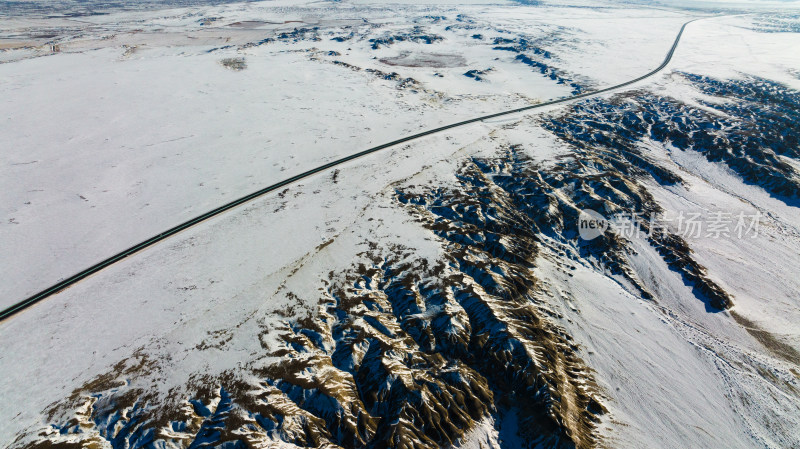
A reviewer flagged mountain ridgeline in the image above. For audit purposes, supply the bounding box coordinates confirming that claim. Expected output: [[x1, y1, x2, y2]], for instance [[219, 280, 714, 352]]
[[16, 73, 800, 448]]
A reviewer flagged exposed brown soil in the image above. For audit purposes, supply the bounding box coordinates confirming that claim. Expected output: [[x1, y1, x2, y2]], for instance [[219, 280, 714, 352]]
[[380, 52, 466, 68]]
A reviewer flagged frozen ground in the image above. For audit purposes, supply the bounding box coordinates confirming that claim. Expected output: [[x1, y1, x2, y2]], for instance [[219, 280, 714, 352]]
[[1, 1, 800, 448], [0, 0, 694, 307]]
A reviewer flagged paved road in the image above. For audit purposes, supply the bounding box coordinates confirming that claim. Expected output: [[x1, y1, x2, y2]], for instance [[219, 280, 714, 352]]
[[0, 18, 698, 322]]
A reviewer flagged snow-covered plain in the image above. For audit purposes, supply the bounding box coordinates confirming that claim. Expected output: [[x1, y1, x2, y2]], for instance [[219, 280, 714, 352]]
[[0, 0, 692, 306], [1, 0, 800, 448]]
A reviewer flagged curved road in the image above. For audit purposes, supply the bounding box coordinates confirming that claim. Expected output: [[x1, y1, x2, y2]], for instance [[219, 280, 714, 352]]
[[0, 18, 698, 322]]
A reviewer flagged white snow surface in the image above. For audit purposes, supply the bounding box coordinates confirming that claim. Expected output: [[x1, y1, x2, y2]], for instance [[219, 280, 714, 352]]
[[0, 0, 693, 306], [1, 1, 800, 448]]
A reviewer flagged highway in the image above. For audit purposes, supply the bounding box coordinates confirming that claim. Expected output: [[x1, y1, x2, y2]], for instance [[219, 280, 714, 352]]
[[0, 18, 698, 322]]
